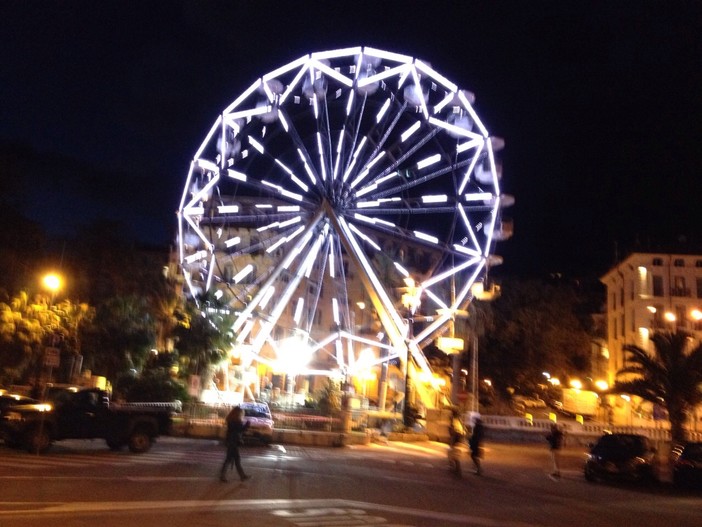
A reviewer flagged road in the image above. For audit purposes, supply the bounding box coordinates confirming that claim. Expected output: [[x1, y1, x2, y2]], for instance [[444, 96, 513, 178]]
[[0, 437, 699, 526]]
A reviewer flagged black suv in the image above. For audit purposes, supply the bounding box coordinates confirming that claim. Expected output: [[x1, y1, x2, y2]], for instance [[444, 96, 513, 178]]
[[584, 433, 657, 484]]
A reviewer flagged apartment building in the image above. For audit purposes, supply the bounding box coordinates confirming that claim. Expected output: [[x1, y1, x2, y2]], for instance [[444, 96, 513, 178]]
[[600, 252, 702, 384]]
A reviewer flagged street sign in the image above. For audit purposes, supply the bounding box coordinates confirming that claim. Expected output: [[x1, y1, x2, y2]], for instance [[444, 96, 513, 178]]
[[44, 347, 60, 368]]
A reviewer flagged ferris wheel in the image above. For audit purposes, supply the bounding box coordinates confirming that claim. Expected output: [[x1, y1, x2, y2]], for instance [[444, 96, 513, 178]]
[[177, 46, 509, 382]]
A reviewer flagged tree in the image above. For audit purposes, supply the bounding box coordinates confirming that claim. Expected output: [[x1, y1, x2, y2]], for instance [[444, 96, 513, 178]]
[[173, 293, 234, 379], [479, 277, 595, 398], [79, 295, 155, 383], [614, 331, 702, 444]]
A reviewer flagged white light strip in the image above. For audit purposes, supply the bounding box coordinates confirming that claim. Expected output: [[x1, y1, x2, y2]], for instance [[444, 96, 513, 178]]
[[217, 205, 239, 214], [363, 47, 412, 64], [248, 136, 264, 154], [293, 298, 304, 324], [376, 98, 391, 123], [197, 159, 220, 173], [280, 189, 303, 201], [376, 172, 399, 185], [353, 213, 395, 228], [456, 137, 483, 154], [332, 298, 340, 325], [457, 143, 484, 194], [401, 121, 421, 142], [317, 132, 327, 181], [280, 62, 310, 104], [312, 46, 362, 61], [458, 203, 481, 250], [183, 206, 204, 216], [312, 93, 319, 119], [233, 264, 253, 284], [223, 78, 262, 114], [414, 59, 458, 92], [311, 59, 354, 87], [297, 149, 317, 185], [277, 205, 300, 212], [355, 183, 377, 198], [423, 256, 480, 288], [350, 151, 385, 189], [421, 194, 447, 204], [333, 128, 345, 181], [394, 262, 409, 277], [227, 169, 247, 182], [278, 216, 302, 228], [424, 288, 449, 311], [259, 286, 275, 309], [188, 174, 220, 206], [225, 237, 241, 248], [453, 243, 481, 257], [458, 89, 489, 137], [359, 65, 407, 90], [433, 92, 456, 114], [348, 223, 381, 251], [464, 192, 494, 202], [417, 153, 441, 170], [266, 237, 287, 253], [278, 110, 289, 132], [335, 340, 344, 367], [228, 106, 272, 121], [184, 250, 208, 264], [346, 90, 355, 116], [414, 231, 439, 244], [262, 55, 309, 81], [356, 200, 379, 208], [410, 67, 428, 119], [428, 116, 482, 140], [257, 221, 279, 232], [326, 247, 334, 279]]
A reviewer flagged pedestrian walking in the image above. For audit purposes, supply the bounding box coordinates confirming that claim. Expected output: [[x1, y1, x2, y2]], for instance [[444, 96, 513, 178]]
[[220, 406, 251, 482], [546, 423, 564, 478], [469, 417, 485, 475], [448, 408, 466, 447]]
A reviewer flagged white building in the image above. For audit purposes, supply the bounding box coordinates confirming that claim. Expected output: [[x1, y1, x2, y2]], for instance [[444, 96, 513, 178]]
[[600, 252, 702, 424]]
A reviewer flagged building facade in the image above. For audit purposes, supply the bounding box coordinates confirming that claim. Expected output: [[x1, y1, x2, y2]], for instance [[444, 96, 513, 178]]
[[600, 252, 702, 426]]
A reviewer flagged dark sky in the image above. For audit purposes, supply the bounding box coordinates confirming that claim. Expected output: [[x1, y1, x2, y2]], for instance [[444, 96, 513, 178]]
[[2, 1, 702, 278]]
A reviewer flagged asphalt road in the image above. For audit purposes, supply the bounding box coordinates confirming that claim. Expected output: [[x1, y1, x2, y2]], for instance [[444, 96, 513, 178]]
[[0, 437, 699, 527]]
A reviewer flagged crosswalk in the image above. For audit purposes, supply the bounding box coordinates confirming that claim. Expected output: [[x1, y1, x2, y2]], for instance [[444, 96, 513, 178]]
[[0, 439, 453, 473]]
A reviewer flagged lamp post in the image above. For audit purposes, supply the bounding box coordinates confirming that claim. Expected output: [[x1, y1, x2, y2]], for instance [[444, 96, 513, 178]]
[[401, 277, 422, 427]]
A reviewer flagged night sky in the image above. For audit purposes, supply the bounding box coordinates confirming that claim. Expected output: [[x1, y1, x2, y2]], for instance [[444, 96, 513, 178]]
[[2, 1, 702, 278]]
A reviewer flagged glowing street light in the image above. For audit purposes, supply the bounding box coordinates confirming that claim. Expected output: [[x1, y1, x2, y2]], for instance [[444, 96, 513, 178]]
[[42, 273, 63, 295]]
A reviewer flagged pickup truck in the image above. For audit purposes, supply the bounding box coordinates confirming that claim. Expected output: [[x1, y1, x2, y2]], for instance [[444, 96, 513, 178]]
[[1, 387, 176, 454]]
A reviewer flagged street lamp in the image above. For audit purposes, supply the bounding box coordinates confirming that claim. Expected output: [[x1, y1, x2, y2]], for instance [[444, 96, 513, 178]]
[[42, 272, 63, 304]]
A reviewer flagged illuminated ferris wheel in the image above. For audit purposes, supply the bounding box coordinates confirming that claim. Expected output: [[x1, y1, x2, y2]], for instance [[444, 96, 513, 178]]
[[177, 46, 509, 382]]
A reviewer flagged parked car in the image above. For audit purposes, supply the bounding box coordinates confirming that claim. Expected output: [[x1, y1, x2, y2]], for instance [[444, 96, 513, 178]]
[[1, 387, 174, 453], [672, 442, 702, 488], [239, 401, 274, 445], [584, 433, 657, 484], [0, 391, 38, 447]]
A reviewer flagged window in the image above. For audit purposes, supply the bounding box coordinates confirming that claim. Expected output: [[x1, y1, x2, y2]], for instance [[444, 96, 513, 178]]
[[696, 260, 702, 268], [672, 276, 688, 297], [674, 258, 684, 267], [619, 287, 624, 307], [652, 275, 664, 297], [653, 258, 663, 266], [697, 277, 702, 299], [620, 314, 625, 337]]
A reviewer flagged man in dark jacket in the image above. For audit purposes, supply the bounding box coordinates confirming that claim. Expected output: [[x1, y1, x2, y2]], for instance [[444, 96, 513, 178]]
[[220, 406, 251, 482], [469, 417, 485, 475]]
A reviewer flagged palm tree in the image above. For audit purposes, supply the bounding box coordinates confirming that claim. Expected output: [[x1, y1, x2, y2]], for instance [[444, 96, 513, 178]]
[[613, 331, 702, 444]]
